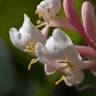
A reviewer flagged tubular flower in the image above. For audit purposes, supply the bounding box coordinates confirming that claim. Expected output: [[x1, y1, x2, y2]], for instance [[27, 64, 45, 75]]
[[35, 28, 84, 86], [63, 0, 83, 32], [82, 1, 96, 44], [9, 14, 45, 50], [36, 0, 61, 22], [63, 0, 96, 50], [64, 0, 96, 75], [9, 14, 46, 70], [82, 1, 96, 75], [36, 0, 74, 29]]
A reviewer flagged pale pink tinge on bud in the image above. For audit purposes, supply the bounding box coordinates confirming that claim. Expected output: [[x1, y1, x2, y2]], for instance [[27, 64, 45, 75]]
[[63, 0, 84, 32], [81, 1, 96, 75], [82, 1, 96, 42], [37, 0, 61, 22], [48, 17, 75, 30]]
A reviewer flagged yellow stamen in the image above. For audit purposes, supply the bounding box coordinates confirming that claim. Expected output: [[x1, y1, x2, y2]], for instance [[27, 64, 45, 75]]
[[55, 57, 75, 86], [55, 75, 67, 85], [24, 42, 35, 56], [35, 9, 42, 19], [56, 57, 74, 80], [55, 75, 72, 86], [58, 57, 74, 68], [37, 20, 43, 25], [24, 42, 38, 70], [24, 49, 35, 55], [29, 42, 35, 50], [36, 22, 46, 28], [28, 58, 38, 71]]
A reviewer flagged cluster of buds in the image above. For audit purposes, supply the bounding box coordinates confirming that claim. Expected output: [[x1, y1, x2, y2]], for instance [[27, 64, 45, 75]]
[[9, 0, 96, 86]]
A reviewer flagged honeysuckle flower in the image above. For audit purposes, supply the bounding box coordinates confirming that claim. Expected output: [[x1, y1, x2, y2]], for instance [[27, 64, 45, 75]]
[[82, 1, 96, 44], [9, 14, 46, 50], [63, 0, 83, 32], [82, 1, 96, 75], [63, 0, 96, 50], [36, 0, 74, 30], [9, 14, 46, 70], [35, 28, 84, 86], [36, 0, 61, 22], [64, 0, 96, 75]]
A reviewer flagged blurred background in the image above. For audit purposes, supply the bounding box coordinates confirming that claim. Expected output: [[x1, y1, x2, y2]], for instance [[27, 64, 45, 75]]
[[0, 0, 96, 96]]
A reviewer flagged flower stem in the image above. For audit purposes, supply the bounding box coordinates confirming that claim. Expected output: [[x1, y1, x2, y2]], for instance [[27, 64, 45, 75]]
[[81, 60, 96, 70], [75, 45, 96, 57]]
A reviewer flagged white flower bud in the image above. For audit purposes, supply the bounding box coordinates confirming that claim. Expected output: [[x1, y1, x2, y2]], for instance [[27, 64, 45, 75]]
[[36, 0, 61, 22]]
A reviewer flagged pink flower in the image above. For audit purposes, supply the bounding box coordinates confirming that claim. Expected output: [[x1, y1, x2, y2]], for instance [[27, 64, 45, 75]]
[[63, 0, 96, 50], [64, 0, 96, 75]]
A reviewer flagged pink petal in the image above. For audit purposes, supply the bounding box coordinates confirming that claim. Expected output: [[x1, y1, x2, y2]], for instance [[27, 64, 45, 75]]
[[82, 60, 96, 76], [81, 60, 96, 70], [63, 0, 84, 32], [44, 64, 56, 75], [75, 45, 96, 57], [49, 16, 75, 30], [63, 0, 96, 50], [82, 1, 96, 42]]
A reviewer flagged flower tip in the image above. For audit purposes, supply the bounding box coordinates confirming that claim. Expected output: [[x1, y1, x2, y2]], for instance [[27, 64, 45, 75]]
[[82, 1, 92, 6], [53, 28, 72, 44], [82, 1, 94, 15], [52, 28, 60, 35], [82, 1, 96, 42], [9, 27, 16, 34], [24, 13, 28, 19], [52, 28, 66, 39], [9, 27, 20, 48], [21, 13, 34, 33], [52, 28, 64, 37], [23, 13, 30, 22], [82, 1, 92, 11], [9, 27, 18, 40]]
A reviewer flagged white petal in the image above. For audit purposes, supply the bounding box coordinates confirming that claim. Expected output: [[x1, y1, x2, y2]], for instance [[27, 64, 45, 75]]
[[35, 42, 66, 69], [36, 42, 84, 85], [9, 14, 45, 50], [44, 64, 56, 75], [36, 28, 81, 65], [35, 43, 49, 64], [37, 0, 61, 21], [45, 28, 72, 57], [46, 28, 82, 66], [9, 27, 25, 50], [35, 28, 84, 85]]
